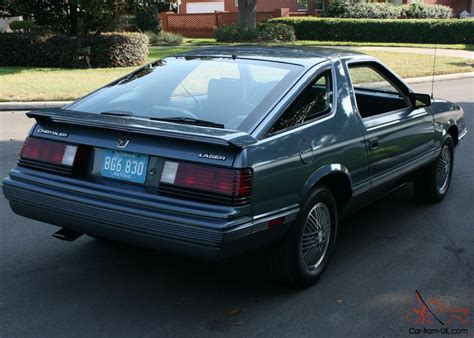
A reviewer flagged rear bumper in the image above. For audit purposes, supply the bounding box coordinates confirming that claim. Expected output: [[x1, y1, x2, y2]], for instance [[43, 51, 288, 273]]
[[2, 167, 298, 259]]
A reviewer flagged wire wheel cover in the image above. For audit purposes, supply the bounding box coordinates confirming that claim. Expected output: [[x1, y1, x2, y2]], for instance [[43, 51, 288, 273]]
[[436, 145, 451, 194], [300, 202, 331, 271]]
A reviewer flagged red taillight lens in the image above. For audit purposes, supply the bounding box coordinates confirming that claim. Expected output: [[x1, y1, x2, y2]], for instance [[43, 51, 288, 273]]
[[160, 161, 251, 200], [20, 137, 78, 167]]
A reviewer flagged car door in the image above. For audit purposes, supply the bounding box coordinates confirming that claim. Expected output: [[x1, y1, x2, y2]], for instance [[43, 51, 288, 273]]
[[345, 60, 435, 190]]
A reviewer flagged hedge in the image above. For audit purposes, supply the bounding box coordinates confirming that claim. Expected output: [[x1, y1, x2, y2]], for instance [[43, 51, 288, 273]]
[[215, 23, 296, 43], [270, 18, 474, 44], [0, 32, 149, 68]]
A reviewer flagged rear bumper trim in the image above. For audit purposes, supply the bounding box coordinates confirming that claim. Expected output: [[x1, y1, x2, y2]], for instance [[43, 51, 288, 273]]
[[2, 169, 299, 259]]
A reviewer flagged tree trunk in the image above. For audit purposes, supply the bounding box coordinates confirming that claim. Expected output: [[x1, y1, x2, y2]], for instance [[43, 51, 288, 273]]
[[68, 0, 79, 35], [238, 0, 257, 31]]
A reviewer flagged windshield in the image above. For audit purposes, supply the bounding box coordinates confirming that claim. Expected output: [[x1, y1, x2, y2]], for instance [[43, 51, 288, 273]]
[[67, 57, 303, 131]]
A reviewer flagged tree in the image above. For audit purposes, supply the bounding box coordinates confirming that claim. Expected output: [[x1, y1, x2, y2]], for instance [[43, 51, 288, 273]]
[[6, 0, 177, 35], [238, 0, 257, 32]]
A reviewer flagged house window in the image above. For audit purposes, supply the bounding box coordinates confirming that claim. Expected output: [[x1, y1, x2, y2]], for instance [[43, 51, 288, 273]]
[[297, 0, 309, 11], [314, 0, 324, 11], [235, 0, 238, 7], [297, 0, 324, 12]]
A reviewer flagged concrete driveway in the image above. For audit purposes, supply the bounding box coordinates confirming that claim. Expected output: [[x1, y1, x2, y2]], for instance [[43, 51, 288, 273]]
[[0, 78, 473, 337]]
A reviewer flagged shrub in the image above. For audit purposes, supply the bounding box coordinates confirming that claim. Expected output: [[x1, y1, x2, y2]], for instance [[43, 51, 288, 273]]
[[324, 1, 402, 19], [147, 31, 183, 45], [270, 17, 474, 44], [403, 3, 453, 19], [85, 33, 149, 68], [215, 23, 295, 42], [324, 1, 452, 19], [322, 1, 350, 18], [0, 32, 149, 68], [9, 20, 37, 31]]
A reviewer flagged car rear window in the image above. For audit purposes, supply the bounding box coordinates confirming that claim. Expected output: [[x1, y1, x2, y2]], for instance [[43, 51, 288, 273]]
[[67, 57, 303, 131]]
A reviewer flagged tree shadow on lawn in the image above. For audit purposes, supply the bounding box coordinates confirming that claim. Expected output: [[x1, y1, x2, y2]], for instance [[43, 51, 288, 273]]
[[447, 60, 474, 68], [0, 66, 82, 76]]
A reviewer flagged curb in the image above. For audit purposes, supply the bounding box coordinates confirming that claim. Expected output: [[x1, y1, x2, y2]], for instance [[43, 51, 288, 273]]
[[404, 71, 474, 85], [0, 72, 472, 111], [0, 101, 71, 111]]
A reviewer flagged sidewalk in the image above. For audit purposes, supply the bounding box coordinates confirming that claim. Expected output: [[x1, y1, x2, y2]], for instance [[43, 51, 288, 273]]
[[0, 101, 71, 111], [0, 72, 472, 111]]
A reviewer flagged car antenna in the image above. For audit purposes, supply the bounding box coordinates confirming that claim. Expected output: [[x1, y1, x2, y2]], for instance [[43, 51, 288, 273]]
[[430, 44, 438, 99]]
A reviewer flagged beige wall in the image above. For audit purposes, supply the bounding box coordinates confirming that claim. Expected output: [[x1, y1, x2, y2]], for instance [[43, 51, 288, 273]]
[[0, 16, 22, 32]]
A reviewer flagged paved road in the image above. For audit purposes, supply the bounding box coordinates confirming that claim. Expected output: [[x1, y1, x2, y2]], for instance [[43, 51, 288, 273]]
[[0, 79, 473, 337]]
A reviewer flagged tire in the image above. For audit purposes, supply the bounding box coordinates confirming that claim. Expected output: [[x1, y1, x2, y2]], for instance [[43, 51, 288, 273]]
[[414, 136, 454, 203], [268, 185, 338, 289]]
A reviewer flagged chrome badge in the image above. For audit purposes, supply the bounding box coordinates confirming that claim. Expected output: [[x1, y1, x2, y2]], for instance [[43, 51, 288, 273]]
[[198, 153, 227, 161], [117, 137, 130, 149]]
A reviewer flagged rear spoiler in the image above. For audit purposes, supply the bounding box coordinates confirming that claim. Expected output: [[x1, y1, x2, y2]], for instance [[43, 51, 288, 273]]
[[26, 109, 258, 148]]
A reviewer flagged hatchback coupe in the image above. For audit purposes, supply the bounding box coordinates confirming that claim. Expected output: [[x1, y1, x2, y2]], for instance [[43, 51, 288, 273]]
[[3, 47, 466, 288]]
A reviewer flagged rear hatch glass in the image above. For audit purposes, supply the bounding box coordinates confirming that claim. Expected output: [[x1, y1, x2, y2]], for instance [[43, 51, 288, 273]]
[[67, 57, 303, 132]]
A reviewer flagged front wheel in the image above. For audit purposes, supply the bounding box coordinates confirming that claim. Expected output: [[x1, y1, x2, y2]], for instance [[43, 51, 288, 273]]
[[268, 185, 338, 288], [414, 136, 454, 203]]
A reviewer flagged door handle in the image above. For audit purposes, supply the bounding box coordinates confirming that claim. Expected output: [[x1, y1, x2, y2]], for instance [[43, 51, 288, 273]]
[[368, 137, 379, 150]]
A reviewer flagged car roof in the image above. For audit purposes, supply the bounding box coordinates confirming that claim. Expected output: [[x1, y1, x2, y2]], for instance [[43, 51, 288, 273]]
[[174, 46, 365, 68]]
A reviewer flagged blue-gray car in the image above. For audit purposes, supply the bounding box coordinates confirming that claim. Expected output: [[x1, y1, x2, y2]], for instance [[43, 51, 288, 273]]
[[2, 47, 467, 288]]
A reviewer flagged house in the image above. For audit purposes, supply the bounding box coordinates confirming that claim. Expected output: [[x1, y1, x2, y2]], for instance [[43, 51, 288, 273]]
[[178, 0, 327, 15], [0, 10, 23, 33], [178, 0, 473, 17]]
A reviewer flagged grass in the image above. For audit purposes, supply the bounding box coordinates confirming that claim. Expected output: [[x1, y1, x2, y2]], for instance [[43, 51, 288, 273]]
[[0, 44, 472, 102], [183, 38, 474, 51]]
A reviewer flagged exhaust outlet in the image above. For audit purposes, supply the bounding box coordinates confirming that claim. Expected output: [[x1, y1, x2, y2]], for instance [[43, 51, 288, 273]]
[[52, 228, 83, 241]]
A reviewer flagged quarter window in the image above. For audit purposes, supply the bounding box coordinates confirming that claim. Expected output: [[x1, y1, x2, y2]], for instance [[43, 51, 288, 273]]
[[348, 63, 410, 119], [268, 69, 333, 135]]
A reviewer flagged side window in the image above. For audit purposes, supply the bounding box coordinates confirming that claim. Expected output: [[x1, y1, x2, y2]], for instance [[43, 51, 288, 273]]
[[348, 63, 410, 119], [268, 69, 333, 135]]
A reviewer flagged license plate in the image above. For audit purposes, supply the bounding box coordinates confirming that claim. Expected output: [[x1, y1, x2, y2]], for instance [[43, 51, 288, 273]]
[[100, 150, 149, 184]]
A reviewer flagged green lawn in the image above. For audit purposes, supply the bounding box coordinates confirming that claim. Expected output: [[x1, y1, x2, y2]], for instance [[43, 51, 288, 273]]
[[0, 44, 472, 102], [182, 38, 474, 51]]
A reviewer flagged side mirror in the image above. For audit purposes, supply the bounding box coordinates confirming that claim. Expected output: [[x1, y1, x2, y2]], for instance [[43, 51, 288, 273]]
[[409, 93, 431, 108]]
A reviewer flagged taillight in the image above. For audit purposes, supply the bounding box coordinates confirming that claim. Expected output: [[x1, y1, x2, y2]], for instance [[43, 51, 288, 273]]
[[20, 137, 78, 166], [159, 160, 251, 205]]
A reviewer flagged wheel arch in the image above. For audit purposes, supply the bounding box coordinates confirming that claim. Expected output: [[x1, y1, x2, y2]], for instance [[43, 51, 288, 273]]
[[302, 164, 353, 213], [447, 124, 458, 146]]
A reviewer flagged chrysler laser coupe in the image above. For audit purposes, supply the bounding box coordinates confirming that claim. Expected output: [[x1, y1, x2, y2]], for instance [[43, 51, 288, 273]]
[[3, 47, 467, 288]]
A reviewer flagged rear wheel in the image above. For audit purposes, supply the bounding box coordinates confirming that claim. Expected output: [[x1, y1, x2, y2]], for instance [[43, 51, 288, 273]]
[[414, 136, 454, 203], [268, 185, 338, 288]]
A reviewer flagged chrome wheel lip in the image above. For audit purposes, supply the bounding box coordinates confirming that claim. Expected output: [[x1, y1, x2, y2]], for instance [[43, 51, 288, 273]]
[[436, 144, 452, 194], [299, 202, 331, 272]]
